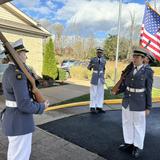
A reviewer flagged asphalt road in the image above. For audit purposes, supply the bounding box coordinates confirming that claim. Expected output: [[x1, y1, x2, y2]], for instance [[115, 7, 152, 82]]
[[153, 76, 160, 89]]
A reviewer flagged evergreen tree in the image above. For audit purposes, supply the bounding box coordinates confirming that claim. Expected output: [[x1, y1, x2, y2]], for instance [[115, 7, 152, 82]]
[[103, 35, 129, 60], [42, 38, 58, 79]]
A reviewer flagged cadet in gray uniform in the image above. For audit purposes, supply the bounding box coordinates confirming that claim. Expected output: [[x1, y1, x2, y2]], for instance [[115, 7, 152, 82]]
[[144, 51, 155, 67], [0, 39, 49, 160], [119, 47, 153, 158], [87, 48, 106, 113]]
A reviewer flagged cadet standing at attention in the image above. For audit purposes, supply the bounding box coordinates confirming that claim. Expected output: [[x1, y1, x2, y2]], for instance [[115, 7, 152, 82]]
[[0, 39, 49, 160], [143, 50, 155, 67], [119, 47, 153, 158], [87, 47, 106, 113]]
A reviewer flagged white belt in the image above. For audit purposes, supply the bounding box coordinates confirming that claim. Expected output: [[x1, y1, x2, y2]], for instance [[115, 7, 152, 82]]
[[6, 100, 17, 108], [93, 71, 103, 73], [127, 87, 145, 93]]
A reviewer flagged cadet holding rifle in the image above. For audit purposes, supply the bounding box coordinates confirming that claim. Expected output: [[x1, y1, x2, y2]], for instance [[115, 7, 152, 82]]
[[118, 47, 153, 158], [0, 38, 49, 160]]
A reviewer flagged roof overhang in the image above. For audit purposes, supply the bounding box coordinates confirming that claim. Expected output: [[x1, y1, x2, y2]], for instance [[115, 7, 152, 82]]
[[0, 0, 12, 5], [0, 1, 51, 37], [0, 18, 50, 37], [2, 2, 51, 36]]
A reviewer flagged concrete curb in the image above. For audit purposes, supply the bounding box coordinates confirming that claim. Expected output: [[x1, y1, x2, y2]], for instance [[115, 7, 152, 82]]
[[45, 97, 160, 112]]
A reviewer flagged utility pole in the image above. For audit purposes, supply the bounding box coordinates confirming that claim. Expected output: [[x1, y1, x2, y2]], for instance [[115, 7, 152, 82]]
[[114, 0, 122, 84]]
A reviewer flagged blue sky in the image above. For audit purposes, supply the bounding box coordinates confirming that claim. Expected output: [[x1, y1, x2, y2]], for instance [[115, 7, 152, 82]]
[[12, 0, 158, 39], [124, 0, 145, 4]]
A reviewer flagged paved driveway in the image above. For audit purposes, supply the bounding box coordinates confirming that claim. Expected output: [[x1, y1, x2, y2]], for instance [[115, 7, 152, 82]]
[[153, 76, 160, 89]]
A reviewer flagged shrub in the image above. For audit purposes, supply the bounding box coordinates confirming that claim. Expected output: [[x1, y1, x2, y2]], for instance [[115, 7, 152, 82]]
[[42, 38, 58, 79], [57, 68, 67, 81], [70, 61, 128, 84], [152, 67, 160, 76], [70, 66, 92, 80]]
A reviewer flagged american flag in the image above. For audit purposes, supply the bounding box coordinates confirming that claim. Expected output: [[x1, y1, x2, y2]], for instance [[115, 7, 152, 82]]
[[140, 3, 160, 61]]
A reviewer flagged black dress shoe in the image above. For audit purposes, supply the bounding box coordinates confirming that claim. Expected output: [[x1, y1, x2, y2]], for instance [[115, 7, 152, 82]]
[[132, 146, 143, 158], [96, 108, 105, 113], [119, 143, 133, 152], [90, 108, 97, 113]]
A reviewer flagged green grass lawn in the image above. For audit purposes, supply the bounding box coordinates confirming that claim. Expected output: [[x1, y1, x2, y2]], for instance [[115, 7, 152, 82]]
[[53, 88, 122, 105], [152, 88, 160, 97], [53, 87, 160, 106], [62, 62, 160, 106]]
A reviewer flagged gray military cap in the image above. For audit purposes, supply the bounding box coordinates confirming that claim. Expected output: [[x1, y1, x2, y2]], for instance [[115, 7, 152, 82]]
[[133, 47, 150, 57], [0, 39, 29, 54], [12, 39, 29, 53], [146, 52, 156, 63], [96, 47, 104, 53]]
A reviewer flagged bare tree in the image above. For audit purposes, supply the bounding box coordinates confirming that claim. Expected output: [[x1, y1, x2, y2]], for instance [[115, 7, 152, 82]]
[[86, 34, 96, 58], [54, 21, 97, 60], [128, 10, 136, 59], [53, 23, 64, 55]]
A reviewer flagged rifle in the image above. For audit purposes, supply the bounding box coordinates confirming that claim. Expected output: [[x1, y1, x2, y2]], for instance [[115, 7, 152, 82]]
[[111, 62, 133, 95], [0, 0, 12, 5], [0, 32, 45, 103]]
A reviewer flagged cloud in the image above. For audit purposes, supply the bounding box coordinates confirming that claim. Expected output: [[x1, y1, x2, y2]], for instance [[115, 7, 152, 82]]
[[13, 0, 41, 8], [14, 0, 160, 38], [55, 0, 84, 20], [13, 0, 56, 17], [30, 6, 53, 15], [38, 19, 55, 33], [52, 0, 67, 3], [150, 0, 160, 12], [54, 0, 145, 36]]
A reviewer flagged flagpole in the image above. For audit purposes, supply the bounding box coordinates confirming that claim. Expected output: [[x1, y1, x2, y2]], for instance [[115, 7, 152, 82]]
[[114, 0, 122, 84]]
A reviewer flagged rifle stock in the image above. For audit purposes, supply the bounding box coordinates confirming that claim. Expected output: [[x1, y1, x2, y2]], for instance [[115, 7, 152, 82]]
[[111, 62, 133, 95], [0, 32, 45, 103], [111, 76, 124, 95]]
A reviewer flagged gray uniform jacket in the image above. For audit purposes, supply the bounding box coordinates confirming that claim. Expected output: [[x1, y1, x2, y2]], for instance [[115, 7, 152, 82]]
[[87, 56, 106, 85], [1, 64, 45, 136], [122, 65, 153, 111]]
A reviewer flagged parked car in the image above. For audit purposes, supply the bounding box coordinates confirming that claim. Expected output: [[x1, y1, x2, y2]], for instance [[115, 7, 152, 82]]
[[0, 64, 8, 85], [61, 60, 77, 70], [0, 52, 8, 87], [61, 60, 78, 78]]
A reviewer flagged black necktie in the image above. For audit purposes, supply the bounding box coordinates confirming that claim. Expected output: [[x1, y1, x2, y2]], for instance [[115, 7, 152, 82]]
[[133, 66, 138, 75], [98, 58, 100, 64]]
